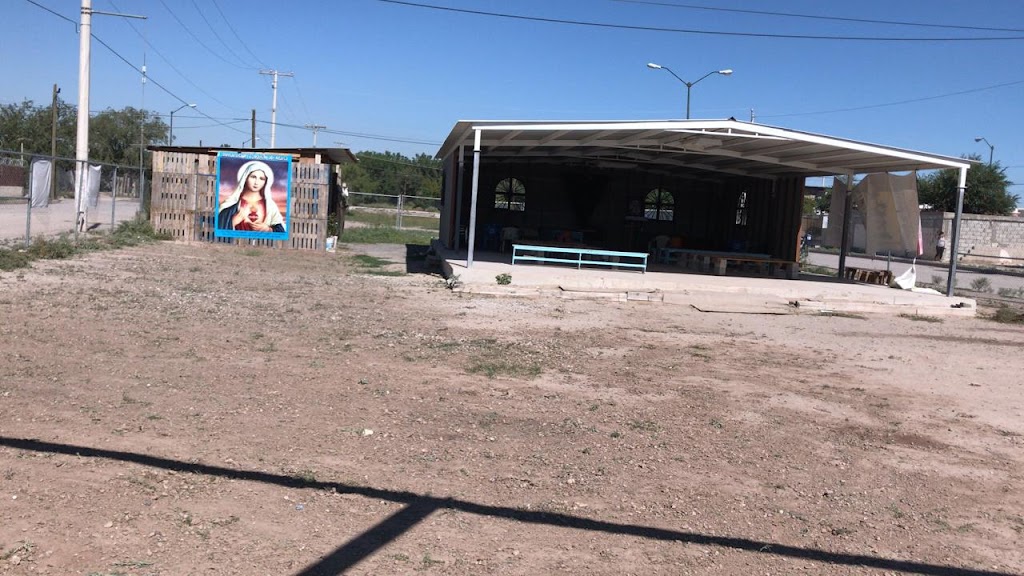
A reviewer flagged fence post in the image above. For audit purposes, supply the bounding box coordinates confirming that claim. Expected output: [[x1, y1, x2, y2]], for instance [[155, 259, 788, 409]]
[[192, 156, 200, 242], [110, 167, 118, 231], [397, 194, 404, 230], [25, 160, 33, 248]]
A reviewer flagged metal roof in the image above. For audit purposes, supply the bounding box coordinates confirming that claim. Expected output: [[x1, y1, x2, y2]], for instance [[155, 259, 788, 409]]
[[437, 119, 971, 179]]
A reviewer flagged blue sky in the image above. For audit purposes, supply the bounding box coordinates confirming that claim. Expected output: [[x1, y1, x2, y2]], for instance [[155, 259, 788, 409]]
[[3, 0, 1023, 198]]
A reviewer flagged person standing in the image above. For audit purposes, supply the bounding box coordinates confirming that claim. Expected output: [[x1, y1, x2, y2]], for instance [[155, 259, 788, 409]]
[[935, 231, 946, 261]]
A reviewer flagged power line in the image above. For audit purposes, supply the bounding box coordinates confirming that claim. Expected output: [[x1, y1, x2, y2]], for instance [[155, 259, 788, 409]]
[[156, 0, 256, 69], [155, 117, 249, 130], [276, 88, 303, 126], [16, 0, 1024, 142], [106, 0, 241, 113], [209, 0, 267, 69], [19, 0, 255, 138], [187, 0, 255, 69], [610, 0, 1024, 34], [762, 78, 1024, 119], [291, 76, 315, 125], [375, 0, 1024, 41], [3, 97, 442, 147], [252, 119, 441, 146], [87, 33, 246, 135], [24, 0, 75, 25]]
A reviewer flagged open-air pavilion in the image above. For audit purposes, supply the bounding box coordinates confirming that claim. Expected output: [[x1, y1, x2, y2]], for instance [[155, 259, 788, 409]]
[[435, 119, 972, 295]]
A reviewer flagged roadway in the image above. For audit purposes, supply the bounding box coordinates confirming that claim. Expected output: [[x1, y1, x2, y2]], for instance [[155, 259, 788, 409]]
[[0, 195, 141, 243], [806, 250, 1024, 294]]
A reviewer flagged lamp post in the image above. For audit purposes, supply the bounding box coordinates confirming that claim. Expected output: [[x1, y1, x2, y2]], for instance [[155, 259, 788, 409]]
[[242, 137, 261, 148], [647, 63, 732, 119], [974, 136, 994, 166], [168, 103, 196, 146]]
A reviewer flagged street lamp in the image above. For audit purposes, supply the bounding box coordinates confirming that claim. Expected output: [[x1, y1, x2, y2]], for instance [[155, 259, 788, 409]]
[[974, 136, 994, 166], [168, 103, 196, 146], [647, 63, 732, 119], [242, 136, 261, 148]]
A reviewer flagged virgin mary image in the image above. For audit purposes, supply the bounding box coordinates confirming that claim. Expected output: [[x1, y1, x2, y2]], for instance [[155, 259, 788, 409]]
[[217, 160, 286, 233]]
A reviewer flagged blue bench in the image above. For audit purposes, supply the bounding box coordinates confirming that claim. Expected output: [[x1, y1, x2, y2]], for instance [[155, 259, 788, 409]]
[[512, 244, 647, 273]]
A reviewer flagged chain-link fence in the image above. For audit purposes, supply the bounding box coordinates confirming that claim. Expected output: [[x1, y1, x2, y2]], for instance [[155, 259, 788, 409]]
[[346, 191, 440, 231], [0, 149, 144, 245]]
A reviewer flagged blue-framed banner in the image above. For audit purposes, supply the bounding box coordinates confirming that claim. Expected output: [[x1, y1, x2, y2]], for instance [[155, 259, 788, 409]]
[[214, 151, 292, 240]]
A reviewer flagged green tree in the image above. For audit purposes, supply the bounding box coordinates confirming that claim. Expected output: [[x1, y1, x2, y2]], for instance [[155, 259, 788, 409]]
[[918, 154, 1017, 215], [90, 106, 167, 168], [0, 99, 76, 158], [0, 99, 167, 168], [340, 150, 442, 199]]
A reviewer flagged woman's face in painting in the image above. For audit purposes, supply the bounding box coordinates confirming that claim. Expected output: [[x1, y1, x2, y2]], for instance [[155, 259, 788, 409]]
[[245, 170, 268, 193]]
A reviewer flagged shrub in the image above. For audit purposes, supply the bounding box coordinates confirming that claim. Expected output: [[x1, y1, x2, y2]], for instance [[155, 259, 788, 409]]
[[970, 277, 993, 293], [997, 287, 1024, 299], [991, 307, 1024, 324], [495, 273, 512, 285], [0, 217, 168, 272]]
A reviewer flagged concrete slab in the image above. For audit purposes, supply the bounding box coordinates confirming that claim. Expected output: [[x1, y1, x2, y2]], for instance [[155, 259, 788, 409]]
[[436, 244, 977, 318]]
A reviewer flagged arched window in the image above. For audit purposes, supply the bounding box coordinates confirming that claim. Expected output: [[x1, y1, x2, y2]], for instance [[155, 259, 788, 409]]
[[494, 177, 526, 211], [644, 188, 674, 221]]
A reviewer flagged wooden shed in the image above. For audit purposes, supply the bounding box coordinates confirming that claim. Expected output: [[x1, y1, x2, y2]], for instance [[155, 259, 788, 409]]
[[148, 146, 356, 250]]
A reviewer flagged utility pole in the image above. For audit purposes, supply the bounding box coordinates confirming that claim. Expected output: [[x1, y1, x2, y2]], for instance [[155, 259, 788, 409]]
[[259, 69, 293, 147], [74, 0, 92, 234], [251, 109, 256, 148], [140, 58, 146, 215], [305, 124, 326, 146], [50, 83, 59, 201], [74, 0, 145, 234], [749, 108, 755, 123]]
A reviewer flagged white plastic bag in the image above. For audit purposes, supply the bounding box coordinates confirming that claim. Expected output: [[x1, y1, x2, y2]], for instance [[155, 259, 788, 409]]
[[890, 259, 916, 290]]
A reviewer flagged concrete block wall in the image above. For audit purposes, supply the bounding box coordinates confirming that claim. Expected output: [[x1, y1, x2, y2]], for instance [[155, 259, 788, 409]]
[[822, 209, 1024, 265], [952, 213, 1024, 265]]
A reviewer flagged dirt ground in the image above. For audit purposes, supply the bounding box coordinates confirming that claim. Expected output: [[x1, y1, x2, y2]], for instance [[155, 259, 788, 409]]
[[1, 241, 1022, 576]]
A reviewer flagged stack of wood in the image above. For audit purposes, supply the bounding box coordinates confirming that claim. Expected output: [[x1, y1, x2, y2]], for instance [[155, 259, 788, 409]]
[[844, 267, 895, 286]]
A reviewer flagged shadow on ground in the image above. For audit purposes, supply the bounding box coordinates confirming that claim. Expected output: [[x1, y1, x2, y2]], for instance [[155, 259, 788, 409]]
[[404, 243, 435, 275], [0, 436, 1010, 576]]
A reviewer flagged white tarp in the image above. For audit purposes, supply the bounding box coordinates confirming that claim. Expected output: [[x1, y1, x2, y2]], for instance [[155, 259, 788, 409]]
[[86, 164, 101, 208], [890, 259, 917, 290], [858, 172, 922, 257], [30, 159, 52, 208]]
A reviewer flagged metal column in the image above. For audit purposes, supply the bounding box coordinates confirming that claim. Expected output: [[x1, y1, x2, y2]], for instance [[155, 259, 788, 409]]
[[946, 166, 968, 297], [466, 130, 482, 268]]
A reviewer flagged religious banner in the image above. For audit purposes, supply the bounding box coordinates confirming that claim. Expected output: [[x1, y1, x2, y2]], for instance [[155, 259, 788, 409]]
[[214, 151, 292, 240]]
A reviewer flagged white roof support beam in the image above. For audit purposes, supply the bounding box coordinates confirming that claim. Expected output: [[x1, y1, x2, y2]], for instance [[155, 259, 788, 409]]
[[671, 145, 822, 172], [466, 129, 482, 268], [488, 129, 523, 151], [519, 130, 570, 153]]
